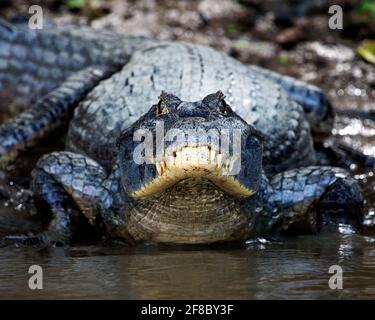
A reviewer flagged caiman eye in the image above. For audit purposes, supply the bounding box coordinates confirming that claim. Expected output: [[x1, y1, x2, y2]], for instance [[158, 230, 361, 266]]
[[156, 91, 181, 116], [156, 99, 169, 116], [202, 91, 228, 114]]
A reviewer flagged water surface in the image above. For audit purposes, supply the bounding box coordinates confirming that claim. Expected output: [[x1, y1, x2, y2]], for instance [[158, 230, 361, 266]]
[[1, 234, 375, 299]]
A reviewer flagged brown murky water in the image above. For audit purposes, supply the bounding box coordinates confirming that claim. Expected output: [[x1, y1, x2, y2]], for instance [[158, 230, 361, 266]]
[[0, 234, 375, 299]]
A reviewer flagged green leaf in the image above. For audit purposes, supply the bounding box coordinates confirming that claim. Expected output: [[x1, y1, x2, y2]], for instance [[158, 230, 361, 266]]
[[277, 52, 288, 64], [357, 40, 375, 64], [64, 0, 87, 9], [226, 23, 237, 33], [357, 0, 375, 17]]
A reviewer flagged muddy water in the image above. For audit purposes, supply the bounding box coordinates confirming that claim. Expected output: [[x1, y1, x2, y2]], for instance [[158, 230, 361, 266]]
[[0, 234, 374, 299]]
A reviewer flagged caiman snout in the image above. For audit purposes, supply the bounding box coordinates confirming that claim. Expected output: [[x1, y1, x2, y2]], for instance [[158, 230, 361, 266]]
[[118, 91, 264, 201]]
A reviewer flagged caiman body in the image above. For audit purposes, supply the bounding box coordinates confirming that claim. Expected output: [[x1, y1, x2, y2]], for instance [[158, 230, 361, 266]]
[[0, 20, 363, 245]]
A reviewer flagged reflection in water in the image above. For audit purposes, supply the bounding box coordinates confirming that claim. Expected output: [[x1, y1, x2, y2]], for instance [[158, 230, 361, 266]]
[[0, 234, 374, 299]]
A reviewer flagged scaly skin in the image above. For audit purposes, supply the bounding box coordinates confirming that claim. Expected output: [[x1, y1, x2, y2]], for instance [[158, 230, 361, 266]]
[[66, 42, 316, 174], [3, 92, 364, 245], [0, 21, 153, 104], [0, 66, 117, 167], [0, 20, 324, 173], [24, 149, 362, 245], [0, 21, 364, 245]]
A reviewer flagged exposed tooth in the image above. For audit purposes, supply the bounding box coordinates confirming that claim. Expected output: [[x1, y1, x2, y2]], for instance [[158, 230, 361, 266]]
[[161, 161, 166, 174], [223, 159, 230, 173], [216, 153, 223, 168], [229, 159, 235, 173], [191, 149, 197, 165], [193, 157, 199, 165], [156, 162, 162, 175], [210, 150, 216, 163], [182, 148, 190, 161], [199, 149, 209, 165]]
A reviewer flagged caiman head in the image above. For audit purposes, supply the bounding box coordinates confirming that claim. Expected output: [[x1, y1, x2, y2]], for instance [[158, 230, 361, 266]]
[[117, 91, 265, 244]]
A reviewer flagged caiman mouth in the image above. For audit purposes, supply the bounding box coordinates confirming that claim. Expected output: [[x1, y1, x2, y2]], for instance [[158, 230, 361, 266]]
[[131, 144, 254, 199]]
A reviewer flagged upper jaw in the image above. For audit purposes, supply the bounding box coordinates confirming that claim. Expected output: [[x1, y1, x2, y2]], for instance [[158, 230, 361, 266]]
[[131, 144, 255, 199]]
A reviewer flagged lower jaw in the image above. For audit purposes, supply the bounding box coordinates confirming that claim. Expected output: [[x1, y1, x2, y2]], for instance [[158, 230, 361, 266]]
[[125, 178, 255, 244], [132, 157, 254, 199], [125, 212, 253, 244]]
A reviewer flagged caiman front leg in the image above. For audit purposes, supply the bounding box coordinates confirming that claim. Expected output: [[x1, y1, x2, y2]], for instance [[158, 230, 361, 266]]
[[268, 166, 364, 235], [0, 66, 116, 168], [1, 152, 114, 246]]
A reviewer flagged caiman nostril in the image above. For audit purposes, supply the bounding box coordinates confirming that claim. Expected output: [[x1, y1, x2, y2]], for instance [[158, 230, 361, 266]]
[[177, 102, 209, 118], [178, 110, 208, 118], [179, 117, 206, 122]]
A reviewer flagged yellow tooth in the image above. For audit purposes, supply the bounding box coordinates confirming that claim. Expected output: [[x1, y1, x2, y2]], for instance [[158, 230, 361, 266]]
[[222, 159, 229, 174], [229, 158, 235, 173], [199, 149, 209, 165], [182, 148, 190, 161], [210, 150, 216, 163], [156, 162, 162, 175], [216, 154, 223, 168], [191, 150, 198, 165], [161, 161, 167, 174]]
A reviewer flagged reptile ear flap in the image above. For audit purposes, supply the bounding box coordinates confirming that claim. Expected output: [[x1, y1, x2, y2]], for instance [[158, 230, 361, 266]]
[[202, 91, 227, 113]]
